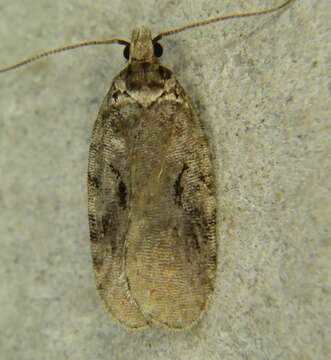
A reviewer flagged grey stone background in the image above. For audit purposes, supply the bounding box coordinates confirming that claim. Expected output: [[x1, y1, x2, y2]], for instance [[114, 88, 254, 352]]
[[0, 0, 329, 359]]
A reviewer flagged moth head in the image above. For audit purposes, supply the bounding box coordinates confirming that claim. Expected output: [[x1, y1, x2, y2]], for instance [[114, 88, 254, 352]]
[[124, 26, 163, 63]]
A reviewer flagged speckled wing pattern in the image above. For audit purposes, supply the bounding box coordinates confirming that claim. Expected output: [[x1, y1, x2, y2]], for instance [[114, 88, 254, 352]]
[[88, 49, 217, 330]]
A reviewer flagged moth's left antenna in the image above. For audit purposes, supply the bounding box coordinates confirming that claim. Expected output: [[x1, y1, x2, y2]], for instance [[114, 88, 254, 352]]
[[0, 38, 129, 73]]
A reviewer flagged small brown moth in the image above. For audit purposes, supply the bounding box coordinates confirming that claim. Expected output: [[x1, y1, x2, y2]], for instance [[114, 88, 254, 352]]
[[0, 1, 294, 330]]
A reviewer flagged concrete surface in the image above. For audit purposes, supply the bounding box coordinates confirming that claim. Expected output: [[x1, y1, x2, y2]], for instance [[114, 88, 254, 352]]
[[0, 0, 330, 359]]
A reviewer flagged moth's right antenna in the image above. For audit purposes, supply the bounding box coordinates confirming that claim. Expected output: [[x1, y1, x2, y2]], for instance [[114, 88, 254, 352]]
[[154, 0, 294, 41]]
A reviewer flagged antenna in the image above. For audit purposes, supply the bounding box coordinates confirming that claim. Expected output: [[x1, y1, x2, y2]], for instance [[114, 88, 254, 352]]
[[153, 0, 295, 41]]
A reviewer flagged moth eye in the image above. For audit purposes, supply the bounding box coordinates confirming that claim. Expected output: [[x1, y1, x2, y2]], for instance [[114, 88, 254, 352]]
[[123, 45, 130, 60], [153, 42, 163, 57]]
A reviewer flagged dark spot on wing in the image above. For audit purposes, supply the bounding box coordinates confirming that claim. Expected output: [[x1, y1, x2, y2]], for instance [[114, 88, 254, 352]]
[[118, 180, 127, 208], [174, 163, 189, 205]]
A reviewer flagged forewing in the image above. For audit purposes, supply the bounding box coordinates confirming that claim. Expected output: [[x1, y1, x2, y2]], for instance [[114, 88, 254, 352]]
[[88, 87, 148, 330], [124, 83, 217, 330]]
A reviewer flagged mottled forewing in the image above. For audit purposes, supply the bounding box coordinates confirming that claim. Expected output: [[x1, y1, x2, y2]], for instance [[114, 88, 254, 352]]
[[88, 84, 148, 330], [123, 78, 217, 330]]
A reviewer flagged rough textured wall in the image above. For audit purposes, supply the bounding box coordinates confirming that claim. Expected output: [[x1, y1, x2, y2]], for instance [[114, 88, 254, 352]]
[[0, 1, 329, 359]]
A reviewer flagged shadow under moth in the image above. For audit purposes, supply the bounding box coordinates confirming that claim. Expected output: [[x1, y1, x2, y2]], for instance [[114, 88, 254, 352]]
[[0, 0, 294, 330]]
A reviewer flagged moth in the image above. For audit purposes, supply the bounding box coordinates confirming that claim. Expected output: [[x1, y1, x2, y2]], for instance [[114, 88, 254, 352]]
[[0, 1, 294, 330]]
